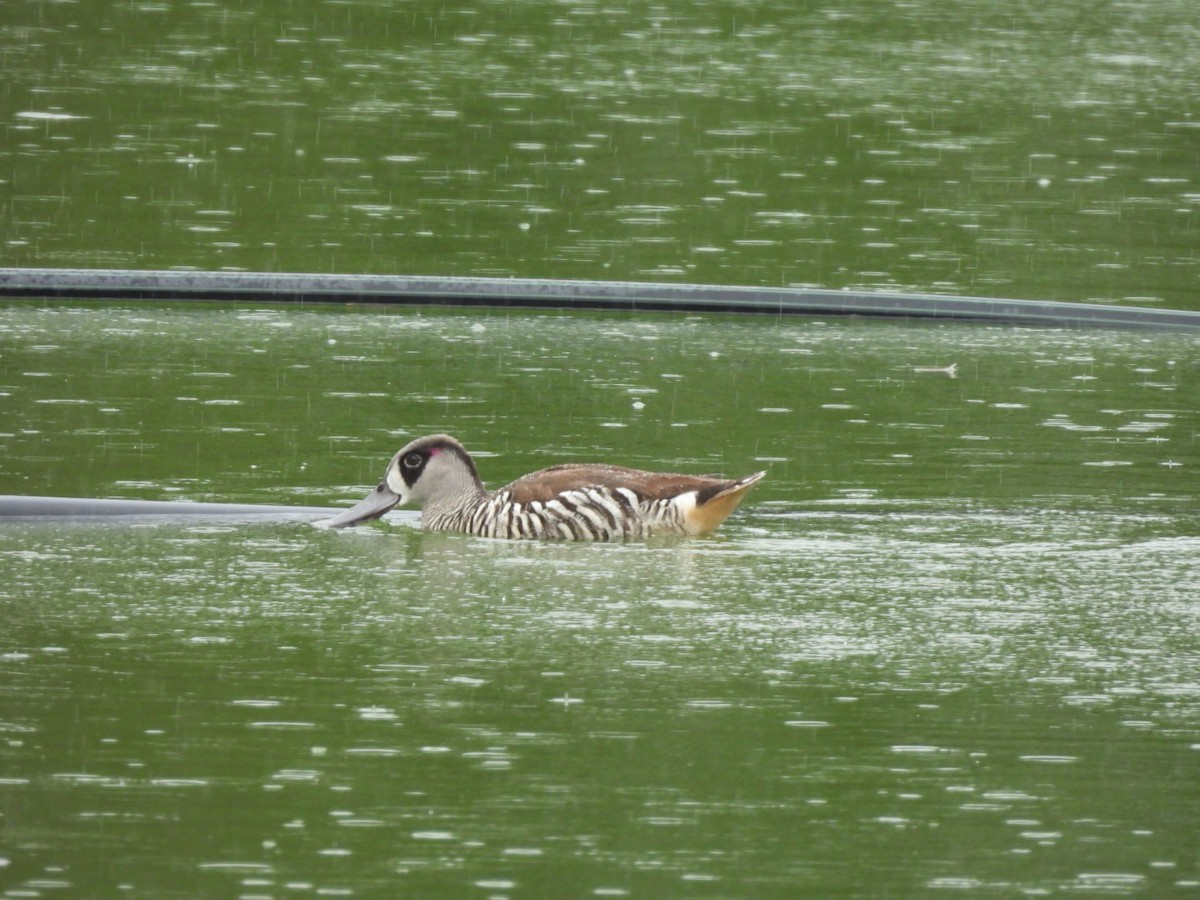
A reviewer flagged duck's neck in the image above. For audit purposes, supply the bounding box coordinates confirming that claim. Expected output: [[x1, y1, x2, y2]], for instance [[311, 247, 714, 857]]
[[421, 480, 490, 532]]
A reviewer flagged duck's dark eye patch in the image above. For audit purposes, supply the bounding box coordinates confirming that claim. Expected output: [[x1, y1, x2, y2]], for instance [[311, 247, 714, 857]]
[[403, 452, 424, 469]]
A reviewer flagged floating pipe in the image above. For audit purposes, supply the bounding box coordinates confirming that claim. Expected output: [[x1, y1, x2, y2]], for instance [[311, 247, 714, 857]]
[[2, 268, 1199, 330], [0, 495, 338, 520]]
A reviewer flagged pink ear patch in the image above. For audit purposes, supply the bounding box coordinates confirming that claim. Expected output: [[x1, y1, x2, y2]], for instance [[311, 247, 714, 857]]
[[428, 446, 441, 456]]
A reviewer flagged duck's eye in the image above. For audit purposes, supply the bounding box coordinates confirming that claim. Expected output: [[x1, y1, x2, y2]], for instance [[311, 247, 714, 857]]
[[402, 452, 424, 470]]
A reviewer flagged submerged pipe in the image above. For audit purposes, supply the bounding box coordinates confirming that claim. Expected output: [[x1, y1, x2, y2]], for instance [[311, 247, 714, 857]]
[[0, 495, 337, 520], [2, 267, 1199, 329]]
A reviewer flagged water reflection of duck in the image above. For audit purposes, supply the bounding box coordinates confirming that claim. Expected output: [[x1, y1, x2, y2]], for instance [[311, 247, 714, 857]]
[[319, 434, 765, 540]]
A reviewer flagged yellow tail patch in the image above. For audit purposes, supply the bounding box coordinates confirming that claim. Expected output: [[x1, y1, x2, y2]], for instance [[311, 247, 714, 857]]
[[684, 471, 766, 535]]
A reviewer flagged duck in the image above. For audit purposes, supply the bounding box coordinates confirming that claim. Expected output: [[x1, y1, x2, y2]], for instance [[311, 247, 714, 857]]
[[319, 434, 765, 540]]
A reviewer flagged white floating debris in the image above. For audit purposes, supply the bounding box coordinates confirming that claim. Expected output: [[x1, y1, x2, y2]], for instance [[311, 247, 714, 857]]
[[16, 110, 89, 121], [912, 363, 958, 378]]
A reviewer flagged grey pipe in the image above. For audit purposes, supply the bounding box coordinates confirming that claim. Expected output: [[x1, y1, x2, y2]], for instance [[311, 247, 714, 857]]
[[0, 495, 337, 519], [2, 268, 1198, 329]]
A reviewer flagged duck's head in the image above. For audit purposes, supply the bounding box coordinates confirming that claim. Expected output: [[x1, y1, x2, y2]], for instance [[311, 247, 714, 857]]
[[318, 434, 482, 528]]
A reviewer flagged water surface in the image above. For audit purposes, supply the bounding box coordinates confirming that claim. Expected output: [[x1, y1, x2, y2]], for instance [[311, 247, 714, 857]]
[[2, 303, 1199, 897], [3, 0, 1199, 307]]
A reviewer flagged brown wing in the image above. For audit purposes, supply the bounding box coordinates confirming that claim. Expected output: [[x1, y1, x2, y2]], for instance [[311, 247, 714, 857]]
[[502, 463, 735, 504]]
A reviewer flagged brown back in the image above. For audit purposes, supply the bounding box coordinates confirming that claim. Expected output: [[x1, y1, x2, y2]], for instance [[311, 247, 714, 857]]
[[503, 464, 732, 504]]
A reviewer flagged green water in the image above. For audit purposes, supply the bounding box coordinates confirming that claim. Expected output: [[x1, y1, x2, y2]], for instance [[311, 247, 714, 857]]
[[3, 0, 1200, 307], [3, 0, 1200, 894], [2, 303, 1199, 897]]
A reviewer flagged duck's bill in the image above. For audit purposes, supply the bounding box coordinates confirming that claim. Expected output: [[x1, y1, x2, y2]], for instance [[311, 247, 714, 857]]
[[315, 484, 400, 529]]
